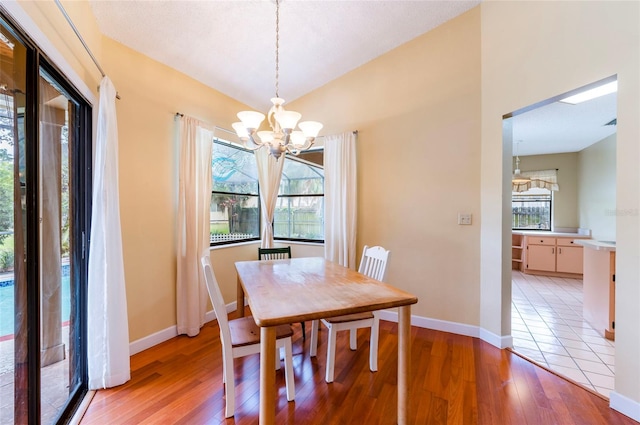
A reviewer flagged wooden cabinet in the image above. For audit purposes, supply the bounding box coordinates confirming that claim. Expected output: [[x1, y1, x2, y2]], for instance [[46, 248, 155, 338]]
[[556, 239, 584, 274], [527, 244, 556, 272], [524, 236, 588, 277]]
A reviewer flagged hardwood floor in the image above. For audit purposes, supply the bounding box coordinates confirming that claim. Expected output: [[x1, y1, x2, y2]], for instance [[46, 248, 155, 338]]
[[80, 312, 638, 425]]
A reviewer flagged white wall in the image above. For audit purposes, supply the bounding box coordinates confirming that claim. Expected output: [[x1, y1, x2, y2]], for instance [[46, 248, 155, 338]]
[[481, 1, 639, 417], [578, 134, 616, 241]]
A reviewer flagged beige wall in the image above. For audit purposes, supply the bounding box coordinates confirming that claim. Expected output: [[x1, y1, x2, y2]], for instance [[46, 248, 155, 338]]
[[481, 0, 639, 408], [9, 0, 639, 414], [291, 7, 482, 326], [578, 135, 616, 241], [518, 153, 579, 230], [101, 38, 254, 341]]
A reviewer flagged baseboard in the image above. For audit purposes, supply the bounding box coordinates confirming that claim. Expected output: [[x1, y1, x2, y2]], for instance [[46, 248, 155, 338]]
[[131, 306, 512, 356], [479, 328, 513, 349], [610, 391, 640, 422], [129, 301, 237, 356]]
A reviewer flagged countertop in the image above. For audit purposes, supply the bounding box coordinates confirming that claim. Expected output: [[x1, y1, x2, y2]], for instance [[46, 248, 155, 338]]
[[513, 230, 592, 238], [574, 239, 616, 252]]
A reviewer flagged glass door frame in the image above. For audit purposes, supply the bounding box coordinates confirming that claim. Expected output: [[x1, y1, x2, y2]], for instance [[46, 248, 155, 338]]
[[1, 9, 92, 424]]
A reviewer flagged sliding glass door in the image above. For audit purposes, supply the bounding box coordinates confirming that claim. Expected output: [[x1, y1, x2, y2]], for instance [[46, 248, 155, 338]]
[[1, 11, 91, 425]]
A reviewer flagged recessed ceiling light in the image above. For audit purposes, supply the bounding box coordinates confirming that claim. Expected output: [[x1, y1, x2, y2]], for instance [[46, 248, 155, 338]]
[[559, 81, 618, 104]]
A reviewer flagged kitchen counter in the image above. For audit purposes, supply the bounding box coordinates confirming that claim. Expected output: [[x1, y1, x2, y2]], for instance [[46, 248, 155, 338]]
[[574, 239, 616, 251], [579, 241, 616, 340], [512, 230, 591, 238]]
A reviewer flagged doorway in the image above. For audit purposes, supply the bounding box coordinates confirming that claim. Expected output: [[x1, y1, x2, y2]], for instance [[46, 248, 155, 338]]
[[506, 77, 617, 398], [1, 12, 92, 424]]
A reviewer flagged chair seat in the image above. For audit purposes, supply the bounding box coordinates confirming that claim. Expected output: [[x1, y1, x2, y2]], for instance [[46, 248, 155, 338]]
[[229, 316, 294, 347], [324, 312, 374, 324]]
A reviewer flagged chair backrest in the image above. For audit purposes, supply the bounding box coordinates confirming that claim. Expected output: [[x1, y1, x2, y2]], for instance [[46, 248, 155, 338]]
[[258, 246, 292, 260], [201, 256, 232, 345], [358, 245, 390, 281]]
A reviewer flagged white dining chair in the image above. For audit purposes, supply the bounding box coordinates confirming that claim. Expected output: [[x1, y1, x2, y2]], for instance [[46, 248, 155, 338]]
[[310, 245, 390, 383], [200, 256, 295, 418]]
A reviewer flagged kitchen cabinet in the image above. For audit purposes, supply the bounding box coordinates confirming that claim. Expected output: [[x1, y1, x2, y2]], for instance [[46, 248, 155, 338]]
[[526, 237, 556, 272], [556, 239, 584, 274], [524, 236, 589, 277]]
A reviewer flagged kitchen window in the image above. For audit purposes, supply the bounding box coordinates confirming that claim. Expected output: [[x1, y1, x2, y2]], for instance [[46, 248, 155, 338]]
[[512, 188, 552, 230]]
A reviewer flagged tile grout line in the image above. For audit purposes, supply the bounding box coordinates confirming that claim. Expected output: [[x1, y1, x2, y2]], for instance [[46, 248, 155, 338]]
[[511, 271, 614, 398]]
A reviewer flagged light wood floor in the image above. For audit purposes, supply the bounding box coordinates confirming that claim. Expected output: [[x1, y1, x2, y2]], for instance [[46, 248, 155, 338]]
[[80, 311, 638, 425]]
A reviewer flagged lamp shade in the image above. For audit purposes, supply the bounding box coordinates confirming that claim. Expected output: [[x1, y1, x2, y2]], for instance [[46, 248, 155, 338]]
[[237, 111, 265, 130], [290, 131, 306, 147], [298, 121, 323, 138], [232, 122, 249, 139], [257, 131, 275, 143], [274, 110, 302, 130], [512, 169, 531, 184]]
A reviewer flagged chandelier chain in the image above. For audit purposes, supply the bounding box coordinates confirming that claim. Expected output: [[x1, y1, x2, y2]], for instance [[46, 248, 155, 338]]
[[275, 0, 280, 98]]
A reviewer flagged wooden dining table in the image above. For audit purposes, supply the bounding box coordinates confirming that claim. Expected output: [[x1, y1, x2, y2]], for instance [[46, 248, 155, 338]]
[[235, 257, 418, 425]]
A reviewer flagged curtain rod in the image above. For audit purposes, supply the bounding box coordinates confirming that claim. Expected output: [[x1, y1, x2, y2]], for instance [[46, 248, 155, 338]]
[[54, 0, 121, 100]]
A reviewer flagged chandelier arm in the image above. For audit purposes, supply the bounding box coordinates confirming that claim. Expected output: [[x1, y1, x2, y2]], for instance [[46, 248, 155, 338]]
[[242, 132, 265, 151]]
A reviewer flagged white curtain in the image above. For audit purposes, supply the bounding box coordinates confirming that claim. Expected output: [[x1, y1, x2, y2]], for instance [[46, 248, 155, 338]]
[[176, 116, 214, 336], [255, 148, 285, 248], [513, 169, 560, 192], [324, 132, 357, 268], [87, 77, 130, 389]]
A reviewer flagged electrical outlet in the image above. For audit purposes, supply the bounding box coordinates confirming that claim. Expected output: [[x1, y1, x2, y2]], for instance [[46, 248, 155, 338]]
[[457, 213, 472, 225]]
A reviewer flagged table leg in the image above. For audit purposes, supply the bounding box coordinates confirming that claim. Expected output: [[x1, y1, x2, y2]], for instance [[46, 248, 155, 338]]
[[236, 275, 245, 317], [260, 326, 276, 425], [398, 305, 411, 425]]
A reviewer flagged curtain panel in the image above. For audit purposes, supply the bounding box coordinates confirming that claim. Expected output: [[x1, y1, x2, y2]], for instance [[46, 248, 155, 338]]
[[176, 116, 214, 337], [513, 169, 560, 193], [324, 132, 357, 269], [87, 77, 130, 389], [255, 148, 285, 248]]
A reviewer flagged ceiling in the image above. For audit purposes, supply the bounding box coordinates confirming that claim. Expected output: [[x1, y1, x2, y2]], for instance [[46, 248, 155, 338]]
[[89, 0, 616, 156]]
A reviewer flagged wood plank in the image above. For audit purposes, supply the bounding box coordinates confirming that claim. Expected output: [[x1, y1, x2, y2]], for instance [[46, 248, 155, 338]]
[[80, 320, 639, 425]]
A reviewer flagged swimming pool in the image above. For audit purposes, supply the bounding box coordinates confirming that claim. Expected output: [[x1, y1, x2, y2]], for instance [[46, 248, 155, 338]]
[[0, 265, 71, 338]]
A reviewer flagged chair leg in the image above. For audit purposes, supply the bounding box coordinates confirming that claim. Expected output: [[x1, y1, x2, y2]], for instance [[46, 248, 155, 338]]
[[283, 338, 296, 402], [310, 320, 319, 357], [369, 318, 380, 372], [325, 325, 337, 383], [224, 357, 235, 418], [349, 328, 357, 350], [276, 347, 282, 370], [301, 321, 306, 340]]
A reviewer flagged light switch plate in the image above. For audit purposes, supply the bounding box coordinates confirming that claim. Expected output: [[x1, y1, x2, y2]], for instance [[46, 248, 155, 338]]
[[458, 213, 472, 225]]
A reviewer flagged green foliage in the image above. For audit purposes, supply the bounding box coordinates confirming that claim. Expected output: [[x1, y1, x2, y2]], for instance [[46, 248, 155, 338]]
[[0, 235, 14, 272], [0, 159, 14, 239]]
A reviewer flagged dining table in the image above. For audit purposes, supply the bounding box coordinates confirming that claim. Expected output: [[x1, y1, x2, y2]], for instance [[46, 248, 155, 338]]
[[235, 256, 418, 425]]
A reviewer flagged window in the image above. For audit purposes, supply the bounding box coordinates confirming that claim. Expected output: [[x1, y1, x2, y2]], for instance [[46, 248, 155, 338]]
[[210, 139, 260, 245], [512, 188, 552, 230], [275, 151, 324, 242]]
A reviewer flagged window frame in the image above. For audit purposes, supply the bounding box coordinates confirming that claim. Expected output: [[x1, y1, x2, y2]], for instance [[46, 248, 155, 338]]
[[512, 190, 553, 231], [209, 138, 261, 247], [274, 151, 324, 243]]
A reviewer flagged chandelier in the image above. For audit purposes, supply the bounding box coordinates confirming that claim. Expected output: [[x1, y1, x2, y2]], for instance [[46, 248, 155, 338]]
[[512, 140, 531, 184], [232, 0, 323, 159]]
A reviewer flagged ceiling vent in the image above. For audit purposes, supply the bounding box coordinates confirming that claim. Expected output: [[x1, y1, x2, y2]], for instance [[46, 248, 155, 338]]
[[604, 118, 617, 126]]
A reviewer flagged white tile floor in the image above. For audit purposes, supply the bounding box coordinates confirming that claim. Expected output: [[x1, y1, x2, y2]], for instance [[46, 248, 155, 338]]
[[511, 271, 615, 398]]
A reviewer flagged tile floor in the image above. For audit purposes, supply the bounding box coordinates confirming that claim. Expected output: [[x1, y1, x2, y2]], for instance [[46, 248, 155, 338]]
[[511, 271, 615, 398]]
